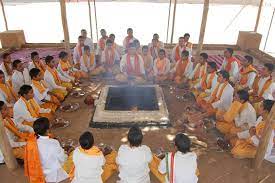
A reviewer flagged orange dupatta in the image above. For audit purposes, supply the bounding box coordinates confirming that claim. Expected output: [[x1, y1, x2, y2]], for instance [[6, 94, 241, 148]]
[[156, 58, 166, 74], [175, 59, 189, 77], [0, 82, 18, 103], [69, 146, 103, 180], [4, 118, 29, 141], [126, 54, 141, 76], [33, 61, 46, 75], [224, 57, 240, 72], [239, 65, 257, 85], [60, 60, 72, 72], [21, 97, 40, 118], [32, 80, 48, 94], [201, 71, 216, 91], [223, 101, 248, 122], [46, 66, 62, 85], [24, 134, 45, 183], [254, 76, 273, 97], [104, 49, 115, 66], [98, 37, 108, 51], [209, 82, 228, 103], [194, 63, 207, 80]]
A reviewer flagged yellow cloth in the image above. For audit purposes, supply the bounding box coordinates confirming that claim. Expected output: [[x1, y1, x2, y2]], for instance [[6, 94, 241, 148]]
[[0, 82, 18, 103], [60, 60, 88, 79], [51, 88, 67, 101], [83, 53, 95, 70], [13, 147, 25, 160], [21, 97, 39, 118]]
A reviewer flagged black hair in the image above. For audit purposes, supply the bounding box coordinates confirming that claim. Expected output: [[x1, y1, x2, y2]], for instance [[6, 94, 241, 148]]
[[263, 100, 274, 112], [159, 49, 166, 54], [179, 36, 184, 40], [33, 117, 50, 137], [153, 33, 159, 37], [128, 43, 136, 49], [100, 29, 106, 33], [109, 33, 115, 38], [2, 53, 10, 59], [84, 45, 90, 51], [79, 131, 94, 150], [175, 133, 191, 153], [200, 53, 208, 60], [81, 29, 86, 32], [12, 59, 22, 69], [264, 63, 274, 72], [237, 89, 249, 102], [59, 51, 68, 59], [244, 55, 253, 64], [31, 51, 39, 59], [181, 50, 189, 57], [184, 33, 190, 38], [226, 48, 234, 56], [127, 28, 133, 32], [218, 70, 230, 81], [18, 85, 32, 96], [78, 35, 84, 39], [0, 101, 5, 110], [106, 39, 113, 45], [142, 45, 148, 50], [45, 55, 54, 64], [0, 70, 4, 75], [127, 126, 143, 147], [208, 61, 217, 70], [29, 68, 41, 79]]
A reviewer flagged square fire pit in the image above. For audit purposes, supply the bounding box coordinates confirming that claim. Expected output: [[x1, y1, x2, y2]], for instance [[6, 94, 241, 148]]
[[90, 85, 170, 128]]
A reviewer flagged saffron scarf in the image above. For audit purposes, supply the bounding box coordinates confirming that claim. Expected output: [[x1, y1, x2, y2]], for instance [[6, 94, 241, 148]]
[[210, 82, 228, 103], [175, 59, 189, 77], [201, 71, 216, 90], [104, 48, 115, 66], [46, 66, 61, 85], [224, 57, 240, 72], [21, 97, 39, 118], [224, 101, 248, 122], [126, 54, 141, 76], [239, 65, 257, 85], [32, 80, 47, 94], [0, 82, 18, 103]]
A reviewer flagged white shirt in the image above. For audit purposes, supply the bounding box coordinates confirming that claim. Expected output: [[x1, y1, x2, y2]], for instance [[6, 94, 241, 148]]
[[101, 49, 120, 65], [221, 58, 239, 83], [44, 69, 67, 91], [188, 63, 207, 80], [158, 152, 198, 183], [0, 62, 12, 82], [28, 62, 36, 71], [12, 69, 31, 94], [120, 54, 145, 75], [80, 55, 96, 73], [0, 86, 16, 107], [211, 83, 234, 112], [31, 81, 51, 105], [0, 149, 4, 164], [84, 37, 94, 51], [171, 44, 192, 63], [153, 58, 171, 76], [57, 63, 75, 82], [4, 120, 26, 148], [123, 36, 137, 50], [257, 76, 275, 100], [73, 46, 84, 65], [71, 147, 105, 183], [116, 145, 152, 183], [194, 72, 218, 95], [237, 68, 257, 89], [171, 60, 194, 78], [37, 136, 68, 183]]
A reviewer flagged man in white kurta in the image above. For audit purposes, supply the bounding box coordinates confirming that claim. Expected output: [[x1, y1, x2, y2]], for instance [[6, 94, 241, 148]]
[[221, 48, 239, 83], [171, 34, 192, 63], [81, 29, 94, 51], [123, 28, 138, 53], [80, 46, 96, 73], [73, 36, 85, 65], [0, 53, 13, 83], [11, 60, 31, 94], [44, 69, 67, 92]]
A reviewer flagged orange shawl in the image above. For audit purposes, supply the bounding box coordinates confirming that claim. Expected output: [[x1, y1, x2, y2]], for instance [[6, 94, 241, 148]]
[[69, 146, 103, 180], [60, 60, 72, 72], [21, 97, 40, 118], [46, 66, 61, 85], [201, 71, 216, 90], [98, 36, 108, 51], [156, 58, 166, 74], [0, 82, 18, 103], [224, 57, 240, 72], [210, 82, 228, 103], [24, 134, 45, 183], [104, 49, 115, 66], [253, 76, 273, 97], [125, 36, 133, 49], [224, 101, 248, 122], [32, 80, 48, 94], [4, 118, 29, 141], [194, 63, 207, 80], [77, 44, 83, 58], [175, 59, 189, 77], [126, 54, 141, 76], [33, 61, 46, 75], [239, 65, 257, 85]]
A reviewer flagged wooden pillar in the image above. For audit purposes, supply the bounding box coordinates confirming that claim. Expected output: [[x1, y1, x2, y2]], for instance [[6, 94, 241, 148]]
[[170, 0, 177, 44], [0, 0, 8, 31], [254, 104, 275, 169], [87, 0, 93, 41], [166, 0, 172, 44], [263, 8, 275, 51], [196, 0, 209, 56], [0, 114, 18, 170], [59, 0, 71, 56], [93, 0, 99, 41], [254, 0, 264, 32]]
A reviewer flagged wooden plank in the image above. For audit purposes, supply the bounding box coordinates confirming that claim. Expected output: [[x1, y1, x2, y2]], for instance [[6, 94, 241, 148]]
[[170, 0, 177, 44], [0, 114, 18, 170], [196, 0, 209, 55], [254, 104, 275, 169], [254, 0, 264, 32], [0, 0, 8, 30]]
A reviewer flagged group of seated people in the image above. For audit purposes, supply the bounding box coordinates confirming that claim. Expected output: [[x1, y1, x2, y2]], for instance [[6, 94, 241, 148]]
[[0, 27, 273, 183]]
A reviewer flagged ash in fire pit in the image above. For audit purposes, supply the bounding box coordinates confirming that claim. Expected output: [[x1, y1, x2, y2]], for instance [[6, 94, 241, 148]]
[[105, 87, 159, 111], [91, 85, 169, 128]]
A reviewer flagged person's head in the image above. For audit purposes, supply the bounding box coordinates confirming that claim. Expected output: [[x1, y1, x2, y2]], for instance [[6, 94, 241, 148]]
[[79, 131, 94, 150], [59, 51, 69, 61], [78, 36, 85, 46], [2, 53, 12, 64], [12, 59, 24, 72], [127, 28, 133, 37], [106, 39, 113, 49], [234, 89, 249, 103], [262, 63, 274, 77], [18, 85, 34, 100], [33, 117, 50, 137], [128, 43, 137, 55], [31, 51, 40, 62], [100, 29, 107, 37], [81, 29, 87, 38], [152, 38, 158, 47], [29, 68, 43, 81], [159, 49, 166, 59], [224, 48, 234, 58], [207, 62, 217, 73], [0, 70, 5, 84], [199, 53, 208, 64], [178, 37, 185, 47], [259, 100, 274, 116], [45, 55, 55, 68], [133, 39, 140, 49], [174, 133, 191, 154], [242, 55, 253, 67], [217, 70, 230, 83], [142, 46, 149, 55], [183, 33, 190, 42], [84, 45, 91, 56], [181, 50, 189, 60], [128, 126, 143, 147], [109, 33, 115, 42], [0, 101, 9, 118], [153, 33, 159, 40]]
